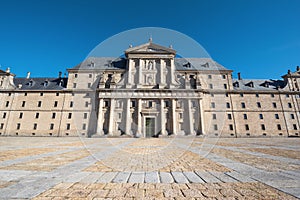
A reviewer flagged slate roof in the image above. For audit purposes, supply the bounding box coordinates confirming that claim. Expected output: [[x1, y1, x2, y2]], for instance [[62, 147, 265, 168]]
[[232, 79, 286, 91], [13, 77, 68, 90], [70, 57, 229, 71]]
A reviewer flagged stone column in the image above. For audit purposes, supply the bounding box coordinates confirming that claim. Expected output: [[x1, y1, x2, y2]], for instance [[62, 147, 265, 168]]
[[187, 99, 194, 135], [171, 99, 177, 135], [170, 58, 176, 88], [126, 59, 133, 88], [108, 99, 115, 135], [125, 98, 131, 135], [198, 98, 205, 135], [96, 98, 104, 135], [159, 59, 166, 88], [137, 59, 143, 88], [160, 99, 166, 136], [137, 99, 142, 137]]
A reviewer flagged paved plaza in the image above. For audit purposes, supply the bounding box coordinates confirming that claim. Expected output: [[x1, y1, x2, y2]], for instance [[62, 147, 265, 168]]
[[0, 137, 299, 199]]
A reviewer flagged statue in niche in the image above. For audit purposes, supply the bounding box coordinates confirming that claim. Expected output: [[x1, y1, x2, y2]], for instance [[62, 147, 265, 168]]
[[148, 61, 153, 70], [147, 75, 154, 85]]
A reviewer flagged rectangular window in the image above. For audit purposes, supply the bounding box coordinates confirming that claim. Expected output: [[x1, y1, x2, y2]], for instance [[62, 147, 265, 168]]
[[213, 124, 218, 130], [22, 101, 26, 107], [211, 93, 214, 97], [104, 101, 109, 107], [83, 113, 88, 119], [54, 101, 58, 107], [19, 112, 23, 119], [149, 101, 153, 108], [40, 93, 43, 96], [2, 112, 6, 119], [227, 113, 232, 120], [241, 102, 246, 108], [293, 124, 297, 130], [82, 124, 86, 130], [74, 74, 78, 78], [89, 74, 92, 78], [208, 75, 212, 79], [35, 113, 39, 119], [212, 113, 216, 120], [73, 83, 77, 88], [257, 102, 261, 108], [291, 114, 295, 119], [179, 113, 183, 119], [5, 101, 9, 107], [0, 123, 4, 129], [70, 101, 73, 107], [66, 123, 70, 130], [245, 124, 249, 131], [24, 92, 27, 96], [288, 103, 292, 108], [164, 100, 169, 108], [275, 113, 279, 119], [271, 94, 275, 98], [33, 123, 37, 130], [226, 102, 230, 108], [211, 102, 215, 108], [240, 93, 244, 97], [52, 113, 56, 119], [209, 84, 213, 89], [224, 84, 227, 89], [225, 93, 229, 97], [50, 123, 54, 130], [243, 114, 247, 120], [259, 114, 263, 119], [256, 93, 259, 97], [272, 102, 277, 108], [38, 101, 42, 107], [56, 92, 59, 96], [68, 113, 72, 119], [286, 94, 289, 98], [17, 123, 20, 130], [229, 124, 234, 130], [277, 124, 282, 130], [88, 83, 91, 88], [222, 74, 226, 79], [85, 101, 89, 107], [261, 124, 266, 130], [131, 101, 136, 108]]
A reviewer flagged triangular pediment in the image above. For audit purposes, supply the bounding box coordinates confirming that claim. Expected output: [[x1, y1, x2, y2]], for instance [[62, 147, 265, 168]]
[[125, 42, 176, 55]]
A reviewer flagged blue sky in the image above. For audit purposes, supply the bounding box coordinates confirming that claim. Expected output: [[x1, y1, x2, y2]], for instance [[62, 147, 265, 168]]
[[0, 0, 299, 79]]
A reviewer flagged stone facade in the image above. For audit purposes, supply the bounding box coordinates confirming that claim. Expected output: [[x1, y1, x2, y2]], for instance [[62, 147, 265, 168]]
[[0, 41, 299, 137]]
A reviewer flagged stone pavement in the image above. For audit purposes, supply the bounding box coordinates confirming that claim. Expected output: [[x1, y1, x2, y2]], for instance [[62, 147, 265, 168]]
[[0, 137, 299, 199]]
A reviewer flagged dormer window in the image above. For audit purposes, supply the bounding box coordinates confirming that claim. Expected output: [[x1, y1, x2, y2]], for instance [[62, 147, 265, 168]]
[[233, 81, 239, 88], [29, 80, 33, 87], [246, 81, 254, 88], [183, 62, 191, 68], [44, 80, 49, 87]]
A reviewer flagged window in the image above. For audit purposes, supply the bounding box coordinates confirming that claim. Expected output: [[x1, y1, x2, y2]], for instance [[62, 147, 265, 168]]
[[82, 124, 86, 130], [291, 114, 295, 119], [211, 102, 215, 108], [54, 101, 58, 107], [256, 93, 259, 97], [131, 101, 136, 108], [240, 93, 244, 97], [259, 114, 263, 119], [257, 102, 261, 108], [5, 101, 9, 107], [56, 92, 59, 96], [85, 101, 89, 107], [212, 113, 216, 120], [229, 124, 234, 130], [104, 101, 109, 107], [225, 93, 229, 97], [88, 83, 91, 88], [89, 74, 92, 78], [241, 102, 246, 108], [214, 124, 218, 130], [74, 74, 78, 78], [22, 101, 26, 107], [24, 92, 27, 96], [68, 113, 72, 119], [211, 93, 214, 97], [40, 93, 43, 96], [208, 75, 212, 79], [0, 123, 4, 129], [52, 113, 56, 119], [17, 123, 20, 130], [50, 123, 54, 130], [261, 124, 266, 130], [224, 84, 227, 89], [293, 124, 297, 130], [275, 113, 279, 119], [243, 114, 247, 120], [226, 102, 230, 108], [179, 113, 183, 119], [277, 124, 282, 130], [66, 123, 70, 130], [272, 102, 277, 108], [271, 94, 275, 98], [288, 103, 292, 108], [38, 101, 42, 107], [83, 113, 88, 119], [2, 112, 6, 119], [73, 83, 77, 88], [148, 101, 153, 108], [33, 123, 37, 130], [164, 100, 169, 108], [228, 114, 232, 120], [70, 101, 73, 107], [19, 112, 23, 119], [245, 124, 249, 131], [8, 93, 11, 96], [209, 84, 213, 89], [35, 113, 39, 119], [222, 74, 226, 79], [286, 94, 289, 98]]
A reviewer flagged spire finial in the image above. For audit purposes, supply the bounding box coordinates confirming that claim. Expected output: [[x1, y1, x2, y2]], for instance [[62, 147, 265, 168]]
[[149, 34, 152, 43]]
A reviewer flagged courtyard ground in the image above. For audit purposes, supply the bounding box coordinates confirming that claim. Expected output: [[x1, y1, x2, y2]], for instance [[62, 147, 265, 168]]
[[0, 137, 299, 199]]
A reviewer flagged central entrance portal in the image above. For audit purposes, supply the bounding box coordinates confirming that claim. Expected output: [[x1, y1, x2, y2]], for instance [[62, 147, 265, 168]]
[[145, 117, 155, 138]]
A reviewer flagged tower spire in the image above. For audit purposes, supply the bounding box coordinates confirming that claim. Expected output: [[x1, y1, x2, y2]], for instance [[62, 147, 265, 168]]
[[149, 34, 152, 43]]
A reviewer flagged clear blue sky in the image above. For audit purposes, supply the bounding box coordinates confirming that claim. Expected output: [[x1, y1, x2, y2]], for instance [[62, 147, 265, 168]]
[[0, 0, 299, 79]]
